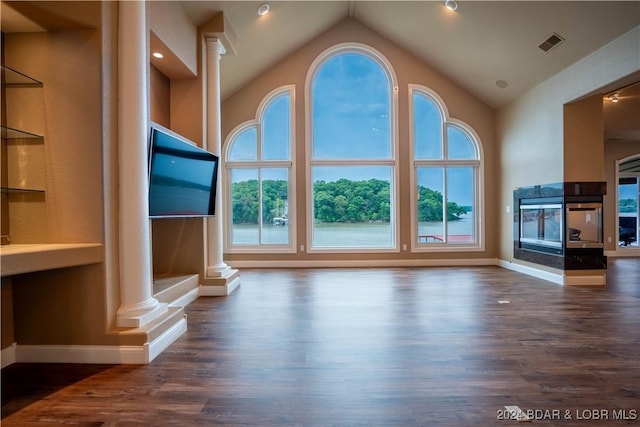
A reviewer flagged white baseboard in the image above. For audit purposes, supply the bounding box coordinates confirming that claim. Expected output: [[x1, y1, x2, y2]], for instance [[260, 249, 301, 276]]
[[1, 343, 17, 368], [147, 316, 187, 363], [228, 258, 498, 269], [169, 288, 199, 308], [7, 317, 187, 366], [497, 259, 564, 285], [15, 344, 147, 364], [497, 259, 606, 286]]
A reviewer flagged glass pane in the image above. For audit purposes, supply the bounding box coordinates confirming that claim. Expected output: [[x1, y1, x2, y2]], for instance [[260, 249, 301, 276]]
[[446, 167, 474, 243], [566, 203, 602, 246], [447, 126, 475, 159], [520, 205, 562, 247], [230, 169, 259, 244], [618, 177, 638, 247], [228, 127, 257, 161], [413, 93, 442, 159], [312, 53, 391, 160], [262, 94, 290, 161], [312, 166, 393, 248], [261, 168, 289, 244], [416, 167, 444, 243]]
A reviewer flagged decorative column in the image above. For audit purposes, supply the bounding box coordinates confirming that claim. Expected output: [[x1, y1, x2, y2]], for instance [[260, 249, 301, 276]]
[[201, 36, 240, 295], [205, 37, 228, 276], [116, 0, 167, 327]]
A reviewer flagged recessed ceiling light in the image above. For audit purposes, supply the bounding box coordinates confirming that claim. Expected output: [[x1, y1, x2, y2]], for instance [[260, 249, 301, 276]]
[[445, 0, 458, 11], [496, 80, 509, 89], [152, 52, 164, 59], [257, 3, 270, 16]]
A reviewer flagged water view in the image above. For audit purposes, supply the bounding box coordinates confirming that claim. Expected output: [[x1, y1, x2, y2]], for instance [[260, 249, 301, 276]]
[[232, 216, 474, 247]]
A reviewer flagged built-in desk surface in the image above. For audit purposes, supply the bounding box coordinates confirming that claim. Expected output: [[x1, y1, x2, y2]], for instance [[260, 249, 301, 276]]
[[1, 243, 103, 277]]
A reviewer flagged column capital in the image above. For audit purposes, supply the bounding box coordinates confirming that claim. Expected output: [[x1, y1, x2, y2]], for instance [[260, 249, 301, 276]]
[[205, 36, 227, 56]]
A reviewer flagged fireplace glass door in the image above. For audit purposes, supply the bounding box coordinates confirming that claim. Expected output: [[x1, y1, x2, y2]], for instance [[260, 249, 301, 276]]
[[520, 204, 563, 249], [566, 203, 603, 248]]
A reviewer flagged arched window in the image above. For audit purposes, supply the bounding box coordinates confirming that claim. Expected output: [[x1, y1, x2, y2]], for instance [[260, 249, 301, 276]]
[[224, 86, 294, 252], [410, 85, 483, 250], [307, 43, 398, 251]]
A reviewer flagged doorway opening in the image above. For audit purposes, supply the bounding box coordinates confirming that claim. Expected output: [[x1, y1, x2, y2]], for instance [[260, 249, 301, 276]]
[[617, 155, 639, 248]]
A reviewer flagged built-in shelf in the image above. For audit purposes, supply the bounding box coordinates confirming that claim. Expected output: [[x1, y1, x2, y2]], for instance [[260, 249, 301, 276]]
[[1, 65, 43, 88], [1, 125, 44, 140], [0, 243, 104, 277], [2, 63, 47, 245], [1, 187, 45, 194]]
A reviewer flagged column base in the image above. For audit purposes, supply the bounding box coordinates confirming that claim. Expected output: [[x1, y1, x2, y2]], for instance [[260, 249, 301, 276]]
[[200, 268, 241, 296], [206, 263, 232, 277], [117, 298, 168, 328]]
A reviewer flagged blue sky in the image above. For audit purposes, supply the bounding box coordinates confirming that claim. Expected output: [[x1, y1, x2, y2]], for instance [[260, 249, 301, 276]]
[[619, 182, 638, 200], [312, 53, 391, 160]]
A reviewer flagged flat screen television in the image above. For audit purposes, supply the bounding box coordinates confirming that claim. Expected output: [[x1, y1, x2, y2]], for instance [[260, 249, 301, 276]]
[[148, 124, 219, 218]]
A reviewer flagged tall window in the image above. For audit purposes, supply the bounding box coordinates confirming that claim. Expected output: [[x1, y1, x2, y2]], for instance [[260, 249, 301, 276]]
[[410, 85, 482, 250], [307, 44, 397, 250], [618, 175, 639, 247], [224, 87, 294, 252]]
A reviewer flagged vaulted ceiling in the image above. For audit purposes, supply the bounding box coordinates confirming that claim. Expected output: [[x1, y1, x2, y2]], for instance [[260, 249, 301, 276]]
[[3, 1, 640, 141], [180, 1, 640, 109]]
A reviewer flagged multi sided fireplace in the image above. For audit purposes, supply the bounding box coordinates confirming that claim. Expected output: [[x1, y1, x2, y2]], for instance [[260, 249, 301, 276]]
[[514, 182, 606, 270]]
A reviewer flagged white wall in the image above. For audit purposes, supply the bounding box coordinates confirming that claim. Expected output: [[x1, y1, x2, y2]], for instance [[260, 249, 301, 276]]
[[497, 25, 640, 263]]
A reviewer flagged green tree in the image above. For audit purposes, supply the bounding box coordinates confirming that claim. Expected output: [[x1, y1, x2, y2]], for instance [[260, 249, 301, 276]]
[[234, 178, 468, 225], [417, 185, 467, 222], [231, 179, 288, 224], [313, 178, 391, 223], [619, 198, 638, 213], [232, 179, 259, 224]]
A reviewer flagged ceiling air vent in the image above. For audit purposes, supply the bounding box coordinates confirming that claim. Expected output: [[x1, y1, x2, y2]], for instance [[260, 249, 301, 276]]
[[538, 33, 564, 52]]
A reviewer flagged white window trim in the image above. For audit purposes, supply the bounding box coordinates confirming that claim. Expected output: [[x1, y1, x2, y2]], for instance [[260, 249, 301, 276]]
[[223, 85, 296, 254], [304, 42, 400, 253], [408, 84, 485, 253]]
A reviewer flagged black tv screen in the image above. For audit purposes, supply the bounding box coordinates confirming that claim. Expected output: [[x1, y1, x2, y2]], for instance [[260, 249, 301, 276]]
[[148, 125, 219, 218]]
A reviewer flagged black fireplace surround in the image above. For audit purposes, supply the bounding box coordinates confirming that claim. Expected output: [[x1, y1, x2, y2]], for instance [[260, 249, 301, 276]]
[[514, 182, 607, 270]]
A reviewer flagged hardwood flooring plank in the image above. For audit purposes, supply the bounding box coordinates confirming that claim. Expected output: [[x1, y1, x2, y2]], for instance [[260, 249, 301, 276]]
[[2, 259, 639, 426]]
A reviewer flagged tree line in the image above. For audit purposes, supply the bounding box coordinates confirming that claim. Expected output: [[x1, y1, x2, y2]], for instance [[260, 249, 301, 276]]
[[619, 198, 638, 213], [231, 179, 468, 224]]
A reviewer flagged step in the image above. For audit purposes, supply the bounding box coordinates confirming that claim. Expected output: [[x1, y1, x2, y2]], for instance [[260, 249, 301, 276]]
[[153, 274, 199, 306]]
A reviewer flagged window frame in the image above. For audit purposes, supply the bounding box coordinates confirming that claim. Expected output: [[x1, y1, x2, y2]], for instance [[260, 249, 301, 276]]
[[223, 85, 296, 253], [409, 84, 485, 252], [305, 43, 400, 253]]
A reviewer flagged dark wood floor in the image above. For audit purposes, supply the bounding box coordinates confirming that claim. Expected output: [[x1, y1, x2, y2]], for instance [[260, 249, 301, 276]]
[[2, 258, 639, 426]]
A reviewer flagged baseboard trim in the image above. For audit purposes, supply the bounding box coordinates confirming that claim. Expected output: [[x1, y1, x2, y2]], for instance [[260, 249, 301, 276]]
[[228, 258, 498, 269], [497, 259, 606, 286], [147, 316, 187, 363], [563, 274, 606, 287], [605, 249, 640, 257], [497, 259, 564, 285], [15, 344, 147, 364], [8, 317, 188, 366], [169, 288, 199, 308], [1, 343, 17, 369]]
